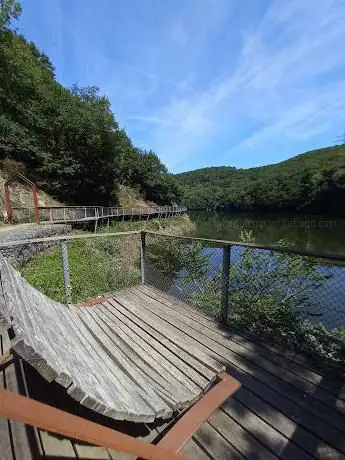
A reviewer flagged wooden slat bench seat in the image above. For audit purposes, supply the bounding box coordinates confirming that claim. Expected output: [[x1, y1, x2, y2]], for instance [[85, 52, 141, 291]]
[[0, 255, 225, 423]]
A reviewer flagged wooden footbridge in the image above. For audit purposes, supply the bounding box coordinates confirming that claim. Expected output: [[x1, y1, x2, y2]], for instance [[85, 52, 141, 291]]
[[11, 205, 187, 227]]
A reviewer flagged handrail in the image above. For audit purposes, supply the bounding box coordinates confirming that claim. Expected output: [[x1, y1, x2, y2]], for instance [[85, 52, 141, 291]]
[[11, 205, 188, 223], [0, 230, 140, 248], [1, 228, 344, 262], [144, 231, 345, 262]]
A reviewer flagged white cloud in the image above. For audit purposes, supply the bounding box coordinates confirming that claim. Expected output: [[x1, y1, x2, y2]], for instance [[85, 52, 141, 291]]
[[130, 0, 345, 169]]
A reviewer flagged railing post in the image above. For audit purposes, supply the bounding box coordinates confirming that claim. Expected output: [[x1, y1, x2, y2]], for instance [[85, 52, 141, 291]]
[[61, 240, 72, 304], [140, 231, 146, 285], [220, 244, 231, 325]]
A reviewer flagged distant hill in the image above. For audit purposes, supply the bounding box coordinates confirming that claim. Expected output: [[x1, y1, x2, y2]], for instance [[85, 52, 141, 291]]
[[176, 145, 345, 216]]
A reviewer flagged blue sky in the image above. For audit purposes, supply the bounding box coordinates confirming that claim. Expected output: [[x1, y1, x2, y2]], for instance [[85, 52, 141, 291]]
[[17, 0, 345, 173]]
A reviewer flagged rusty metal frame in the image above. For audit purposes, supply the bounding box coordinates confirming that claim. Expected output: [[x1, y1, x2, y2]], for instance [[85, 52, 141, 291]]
[[4, 173, 40, 225], [0, 372, 240, 459], [158, 372, 241, 452]]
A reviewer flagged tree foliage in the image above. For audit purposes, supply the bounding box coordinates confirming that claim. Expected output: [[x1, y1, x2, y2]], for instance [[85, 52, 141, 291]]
[[0, 0, 21, 29], [0, 2, 180, 205], [176, 145, 345, 216]]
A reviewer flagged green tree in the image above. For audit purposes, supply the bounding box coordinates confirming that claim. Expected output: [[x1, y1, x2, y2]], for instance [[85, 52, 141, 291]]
[[0, 0, 21, 29], [0, 0, 182, 206]]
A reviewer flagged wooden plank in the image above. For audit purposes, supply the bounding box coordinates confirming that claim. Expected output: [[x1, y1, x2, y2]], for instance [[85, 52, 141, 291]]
[[96, 304, 201, 397], [73, 442, 111, 459], [228, 363, 345, 456], [2, 332, 43, 460], [21, 360, 77, 459], [125, 290, 345, 453], [0, 331, 14, 460], [141, 285, 345, 400], [115, 291, 224, 375], [193, 421, 246, 460], [208, 408, 279, 460], [88, 306, 196, 408], [77, 306, 183, 413], [136, 286, 345, 415], [97, 302, 206, 393], [103, 300, 210, 389], [180, 439, 211, 460], [128, 288, 345, 435], [234, 387, 345, 460], [158, 373, 240, 453], [40, 430, 77, 458], [143, 285, 345, 397], [63, 307, 158, 422], [89, 306, 196, 402], [109, 295, 220, 381], [221, 398, 312, 460]]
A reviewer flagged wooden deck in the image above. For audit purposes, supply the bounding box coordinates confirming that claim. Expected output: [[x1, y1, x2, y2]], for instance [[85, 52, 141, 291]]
[[1, 285, 345, 459]]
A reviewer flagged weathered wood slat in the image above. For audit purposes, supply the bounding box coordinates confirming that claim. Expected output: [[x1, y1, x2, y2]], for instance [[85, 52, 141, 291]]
[[20, 358, 78, 459], [102, 299, 210, 389], [97, 303, 204, 395], [180, 439, 211, 460], [109, 294, 220, 380], [234, 387, 345, 460], [136, 286, 345, 416], [141, 285, 345, 401], [77, 306, 182, 413], [1, 330, 43, 460], [0, 254, 226, 424], [0, 330, 15, 460], [115, 291, 224, 375], [128, 287, 345, 437], [208, 408, 279, 460], [64, 307, 156, 422], [125, 289, 345, 454], [193, 421, 246, 460], [73, 442, 111, 459], [88, 306, 196, 407], [221, 399, 312, 460]]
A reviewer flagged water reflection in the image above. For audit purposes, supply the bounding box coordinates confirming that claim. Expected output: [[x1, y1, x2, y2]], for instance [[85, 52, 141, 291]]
[[189, 211, 345, 255]]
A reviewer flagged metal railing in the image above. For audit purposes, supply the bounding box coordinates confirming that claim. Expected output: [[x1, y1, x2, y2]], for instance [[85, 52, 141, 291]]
[[142, 231, 345, 372], [10, 206, 187, 224], [1, 229, 344, 370]]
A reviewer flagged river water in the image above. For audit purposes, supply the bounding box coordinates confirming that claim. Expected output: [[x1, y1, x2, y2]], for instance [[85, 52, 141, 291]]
[[189, 211, 345, 255], [184, 211, 345, 329]]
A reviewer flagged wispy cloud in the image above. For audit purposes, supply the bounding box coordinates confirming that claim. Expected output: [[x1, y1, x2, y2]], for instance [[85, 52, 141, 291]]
[[128, 0, 345, 169], [19, 0, 345, 171]]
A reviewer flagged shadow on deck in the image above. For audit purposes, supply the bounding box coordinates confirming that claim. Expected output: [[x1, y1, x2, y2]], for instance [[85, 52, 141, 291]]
[[1, 285, 345, 460]]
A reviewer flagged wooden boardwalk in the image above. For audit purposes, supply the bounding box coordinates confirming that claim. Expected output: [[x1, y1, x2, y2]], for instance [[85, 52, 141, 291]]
[[1, 285, 345, 459], [11, 205, 187, 225]]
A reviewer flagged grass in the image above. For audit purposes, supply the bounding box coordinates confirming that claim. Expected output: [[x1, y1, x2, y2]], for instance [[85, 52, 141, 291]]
[[20, 215, 194, 304]]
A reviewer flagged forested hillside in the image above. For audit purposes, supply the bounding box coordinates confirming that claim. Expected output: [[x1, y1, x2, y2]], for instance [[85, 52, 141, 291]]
[[176, 145, 345, 216], [0, 0, 180, 205]]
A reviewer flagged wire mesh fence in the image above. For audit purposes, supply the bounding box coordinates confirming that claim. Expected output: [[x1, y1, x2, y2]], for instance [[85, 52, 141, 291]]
[[144, 232, 345, 371], [1, 228, 345, 370], [0, 231, 141, 305]]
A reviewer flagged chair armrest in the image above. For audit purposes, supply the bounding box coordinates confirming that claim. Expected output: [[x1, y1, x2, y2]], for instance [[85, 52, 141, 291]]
[[158, 372, 241, 452], [0, 389, 184, 460]]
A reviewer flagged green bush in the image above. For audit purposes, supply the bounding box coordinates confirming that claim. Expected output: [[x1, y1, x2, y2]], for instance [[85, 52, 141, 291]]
[[184, 237, 345, 370], [21, 235, 140, 303]]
